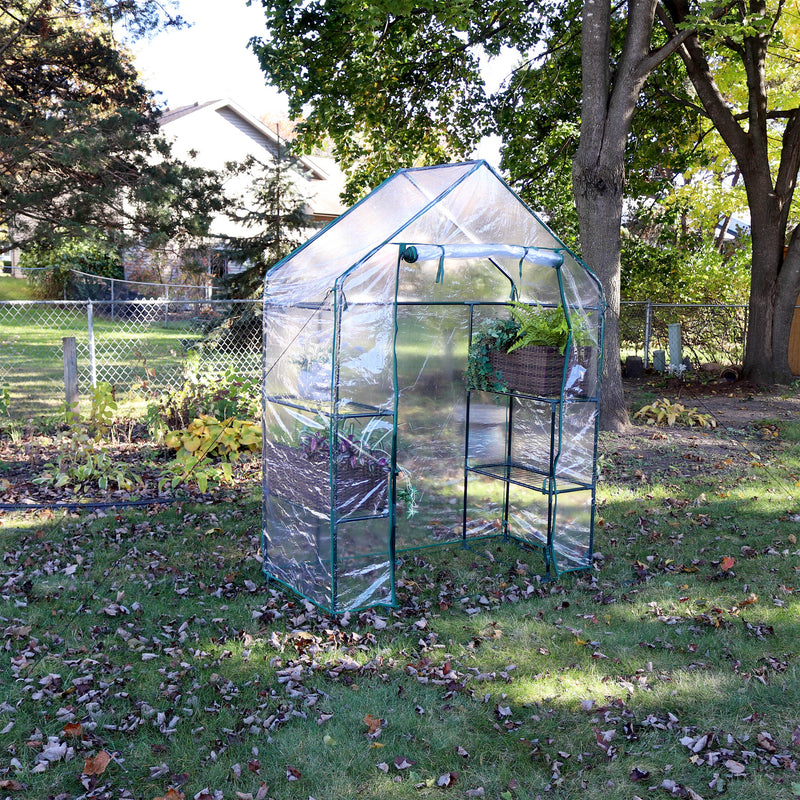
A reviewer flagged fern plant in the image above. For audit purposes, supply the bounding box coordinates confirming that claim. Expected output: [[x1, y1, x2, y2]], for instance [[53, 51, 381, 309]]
[[508, 302, 590, 354]]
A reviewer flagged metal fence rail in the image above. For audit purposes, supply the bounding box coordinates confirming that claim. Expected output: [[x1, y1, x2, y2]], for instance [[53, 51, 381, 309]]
[[0, 299, 262, 417], [17, 267, 223, 301]]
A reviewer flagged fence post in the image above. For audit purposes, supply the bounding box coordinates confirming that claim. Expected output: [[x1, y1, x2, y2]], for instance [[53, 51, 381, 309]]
[[111, 277, 116, 323], [63, 336, 79, 418], [742, 305, 748, 365], [87, 300, 97, 388], [164, 285, 169, 326], [668, 322, 682, 370], [643, 300, 652, 368]]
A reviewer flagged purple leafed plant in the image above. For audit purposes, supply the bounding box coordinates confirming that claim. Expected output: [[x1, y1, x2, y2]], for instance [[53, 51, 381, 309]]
[[299, 429, 389, 473]]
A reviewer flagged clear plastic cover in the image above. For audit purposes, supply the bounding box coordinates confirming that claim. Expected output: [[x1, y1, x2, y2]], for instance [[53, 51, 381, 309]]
[[262, 161, 603, 612]]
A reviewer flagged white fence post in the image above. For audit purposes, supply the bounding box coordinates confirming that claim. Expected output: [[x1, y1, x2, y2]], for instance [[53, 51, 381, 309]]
[[87, 299, 97, 388], [668, 322, 682, 371]]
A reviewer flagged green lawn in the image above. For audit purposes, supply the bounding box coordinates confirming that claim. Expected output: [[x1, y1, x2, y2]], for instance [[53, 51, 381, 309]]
[[0, 274, 35, 301], [1, 415, 799, 799]]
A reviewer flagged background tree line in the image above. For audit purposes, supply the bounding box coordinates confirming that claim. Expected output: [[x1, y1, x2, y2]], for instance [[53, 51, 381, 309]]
[[3, 0, 798, 429]]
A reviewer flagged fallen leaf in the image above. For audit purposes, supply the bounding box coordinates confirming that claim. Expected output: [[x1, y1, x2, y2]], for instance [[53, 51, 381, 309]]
[[62, 722, 83, 738], [0, 780, 25, 791], [737, 593, 758, 608], [437, 771, 458, 788], [720, 556, 735, 572], [286, 766, 302, 781], [149, 764, 170, 779], [153, 790, 185, 800], [724, 759, 746, 776], [630, 767, 649, 782], [82, 750, 111, 776], [393, 756, 416, 770], [757, 731, 777, 753], [364, 714, 383, 735]]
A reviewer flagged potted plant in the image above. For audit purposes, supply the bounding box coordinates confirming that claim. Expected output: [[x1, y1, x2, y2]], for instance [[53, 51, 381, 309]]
[[465, 303, 593, 396]]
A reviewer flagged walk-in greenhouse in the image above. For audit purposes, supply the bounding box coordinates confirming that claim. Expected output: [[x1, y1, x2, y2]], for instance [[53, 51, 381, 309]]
[[262, 161, 604, 613]]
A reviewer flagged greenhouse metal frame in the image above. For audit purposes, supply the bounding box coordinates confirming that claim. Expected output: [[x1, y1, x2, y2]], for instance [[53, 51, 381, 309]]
[[261, 161, 604, 613]]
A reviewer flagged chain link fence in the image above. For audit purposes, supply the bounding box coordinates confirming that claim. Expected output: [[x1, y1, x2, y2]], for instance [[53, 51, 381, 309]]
[[0, 296, 791, 418], [0, 298, 262, 417], [67, 269, 222, 302], [620, 301, 749, 368]]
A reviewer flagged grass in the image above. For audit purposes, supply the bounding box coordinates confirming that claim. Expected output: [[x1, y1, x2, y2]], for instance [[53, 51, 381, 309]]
[[0, 275, 35, 301], [1, 412, 800, 800]]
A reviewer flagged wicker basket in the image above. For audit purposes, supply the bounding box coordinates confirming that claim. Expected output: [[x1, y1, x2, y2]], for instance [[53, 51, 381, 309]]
[[489, 345, 592, 396], [266, 441, 389, 516]]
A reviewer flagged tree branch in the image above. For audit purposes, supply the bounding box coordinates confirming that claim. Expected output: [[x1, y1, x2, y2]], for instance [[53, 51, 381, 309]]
[[0, 0, 51, 60]]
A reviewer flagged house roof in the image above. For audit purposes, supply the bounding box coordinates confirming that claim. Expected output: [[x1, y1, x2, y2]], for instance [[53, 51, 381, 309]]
[[158, 100, 218, 126], [159, 98, 329, 181], [158, 98, 347, 222]]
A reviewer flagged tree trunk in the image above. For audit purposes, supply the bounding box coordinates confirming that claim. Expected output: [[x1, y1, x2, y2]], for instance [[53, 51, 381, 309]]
[[771, 226, 800, 382], [573, 0, 683, 431], [742, 193, 783, 383], [740, 164, 800, 384], [573, 159, 630, 431]]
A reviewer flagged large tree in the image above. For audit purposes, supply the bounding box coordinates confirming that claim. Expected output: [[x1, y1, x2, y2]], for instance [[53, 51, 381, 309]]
[[656, 0, 800, 383], [0, 0, 221, 252]]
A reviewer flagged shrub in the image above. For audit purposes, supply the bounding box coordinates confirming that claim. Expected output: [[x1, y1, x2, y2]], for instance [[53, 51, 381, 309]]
[[21, 238, 123, 299], [160, 414, 261, 493], [146, 367, 260, 434]]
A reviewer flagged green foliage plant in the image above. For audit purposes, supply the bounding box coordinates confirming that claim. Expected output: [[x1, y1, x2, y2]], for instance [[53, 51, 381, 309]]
[[464, 317, 519, 393], [633, 397, 717, 428], [21, 238, 122, 299], [161, 414, 262, 493], [621, 238, 749, 304], [147, 368, 260, 435], [34, 433, 143, 492], [88, 381, 118, 440], [34, 384, 143, 493], [507, 302, 591, 354], [0, 381, 10, 418]]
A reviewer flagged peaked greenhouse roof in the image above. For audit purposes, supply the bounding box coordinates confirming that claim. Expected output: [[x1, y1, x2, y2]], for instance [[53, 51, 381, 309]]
[[265, 160, 589, 304]]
